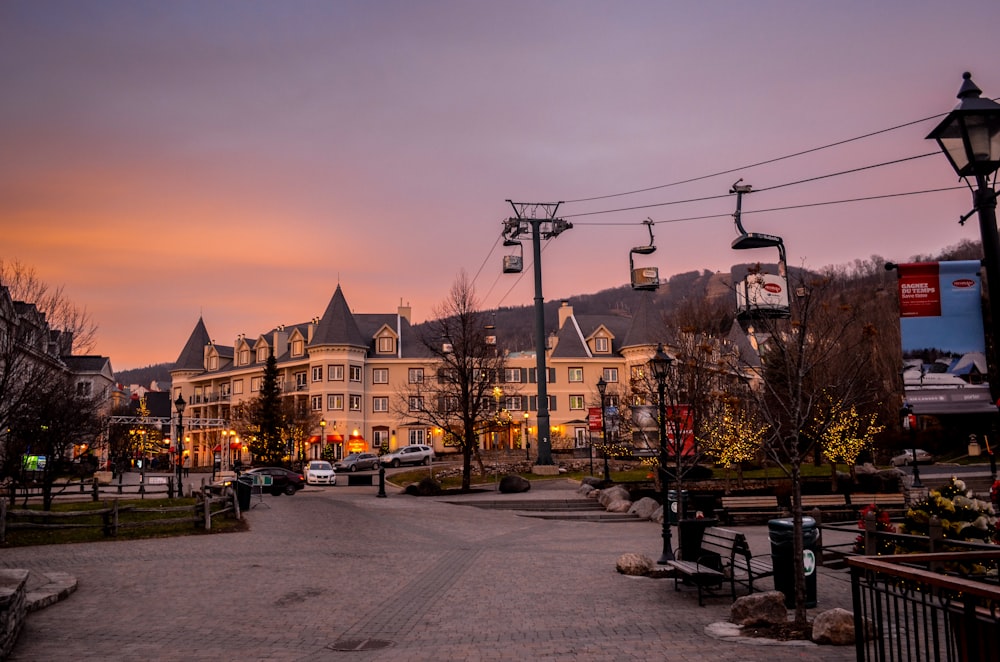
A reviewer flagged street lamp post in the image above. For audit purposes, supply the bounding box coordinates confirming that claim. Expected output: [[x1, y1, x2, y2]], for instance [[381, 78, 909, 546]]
[[650, 343, 675, 564], [927, 73, 1000, 402], [174, 394, 186, 497], [597, 377, 610, 482], [901, 404, 923, 488], [523, 412, 530, 461]]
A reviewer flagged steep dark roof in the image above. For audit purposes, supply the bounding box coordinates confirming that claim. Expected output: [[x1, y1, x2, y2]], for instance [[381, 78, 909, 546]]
[[620, 293, 662, 349], [174, 317, 210, 371], [311, 285, 368, 348], [550, 318, 589, 358], [63, 355, 111, 373]]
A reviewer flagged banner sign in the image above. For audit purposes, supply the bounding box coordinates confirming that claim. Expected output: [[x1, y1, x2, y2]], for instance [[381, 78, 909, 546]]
[[587, 407, 603, 432], [897, 260, 996, 415]]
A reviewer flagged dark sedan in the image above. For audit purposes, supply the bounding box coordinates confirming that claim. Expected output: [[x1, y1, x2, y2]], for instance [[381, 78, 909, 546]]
[[244, 466, 305, 496]]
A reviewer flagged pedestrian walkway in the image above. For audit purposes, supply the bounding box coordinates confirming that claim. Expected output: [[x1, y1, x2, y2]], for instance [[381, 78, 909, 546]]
[[4, 479, 860, 661]]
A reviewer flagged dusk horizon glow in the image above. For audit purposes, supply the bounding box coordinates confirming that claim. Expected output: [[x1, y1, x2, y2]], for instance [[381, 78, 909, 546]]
[[2, 1, 998, 371]]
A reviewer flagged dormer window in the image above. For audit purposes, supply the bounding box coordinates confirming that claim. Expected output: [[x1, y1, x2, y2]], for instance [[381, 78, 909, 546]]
[[207, 355, 219, 370], [377, 335, 395, 353], [594, 336, 609, 353], [239, 349, 250, 365], [291, 339, 304, 357], [257, 347, 269, 362]]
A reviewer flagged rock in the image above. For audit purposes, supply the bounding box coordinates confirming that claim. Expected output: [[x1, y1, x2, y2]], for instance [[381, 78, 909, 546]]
[[812, 607, 871, 646], [598, 485, 630, 507], [580, 476, 602, 488], [585, 489, 600, 499], [498, 474, 531, 494], [404, 477, 442, 496], [577, 483, 596, 496], [730, 591, 788, 627], [616, 553, 654, 576], [651, 506, 664, 524], [628, 497, 660, 520], [606, 498, 633, 513]]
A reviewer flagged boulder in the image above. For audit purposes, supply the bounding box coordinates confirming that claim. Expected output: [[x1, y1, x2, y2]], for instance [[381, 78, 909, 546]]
[[498, 474, 531, 494], [616, 553, 654, 576], [812, 607, 871, 646], [585, 488, 600, 499], [650, 506, 664, 524], [628, 497, 660, 520], [598, 485, 630, 507], [577, 483, 596, 496], [404, 476, 442, 496], [730, 591, 788, 627], [606, 499, 633, 513], [580, 476, 602, 488]]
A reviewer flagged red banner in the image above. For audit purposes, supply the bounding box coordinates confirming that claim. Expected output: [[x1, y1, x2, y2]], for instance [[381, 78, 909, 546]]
[[588, 407, 603, 432], [898, 262, 941, 318]]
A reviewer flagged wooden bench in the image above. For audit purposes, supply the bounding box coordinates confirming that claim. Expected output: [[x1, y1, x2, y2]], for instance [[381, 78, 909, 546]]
[[849, 493, 907, 518], [799, 494, 853, 522], [714, 495, 784, 525], [665, 526, 774, 606]]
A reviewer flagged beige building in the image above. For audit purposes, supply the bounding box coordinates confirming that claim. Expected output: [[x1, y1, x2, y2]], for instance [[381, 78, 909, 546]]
[[169, 285, 673, 469]]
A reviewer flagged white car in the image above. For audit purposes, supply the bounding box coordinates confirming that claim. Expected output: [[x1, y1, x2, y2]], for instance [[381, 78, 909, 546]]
[[303, 460, 337, 485], [890, 449, 934, 467], [380, 444, 435, 468]]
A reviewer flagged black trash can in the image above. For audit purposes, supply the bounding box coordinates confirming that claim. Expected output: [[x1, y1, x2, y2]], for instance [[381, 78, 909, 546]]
[[235, 475, 252, 511], [666, 489, 689, 524], [768, 516, 819, 608]]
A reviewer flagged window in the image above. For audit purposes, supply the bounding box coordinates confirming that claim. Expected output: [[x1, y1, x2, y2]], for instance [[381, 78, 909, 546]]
[[257, 347, 269, 362], [409, 429, 425, 445], [528, 368, 556, 384], [239, 349, 250, 365], [569, 395, 585, 410], [603, 367, 619, 383], [594, 337, 610, 353], [349, 394, 362, 411], [372, 368, 389, 384], [328, 365, 344, 381], [503, 368, 522, 383], [372, 429, 389, 446], [605, 395, 620, 408], [232, 379, 243, 395], [312, 366, 323, 382], [310, 395, 322, 411], [575, 428, 588, 447], [76, 381, 92, 397], [409, 396, 424, 412], [251, 377, 262, 392], [528, 395, 557, 411], [504, 396, 522, 411], [349, 365, 362, 382], [373, 396, 388, 412], [328, 394, 344, 410], [631, 365, 646, 380], [220, 383, 231, 398], [291, 339, 304, 356], [408, 368, 424, 384], [377, 336, 395, 353], [207, 355, 218, 370], [295, 372, 307, 390], [568, 367, 584, 383]]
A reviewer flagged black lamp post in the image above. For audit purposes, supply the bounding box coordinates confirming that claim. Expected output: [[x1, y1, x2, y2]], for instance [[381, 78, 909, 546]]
[[650, 343, 675, 564], [174, 394, 186, 497], [927, 73, 1000, 403], [523, 412, 530, 460], [900, 404, 923, 488], [597, 377, 610, 482]]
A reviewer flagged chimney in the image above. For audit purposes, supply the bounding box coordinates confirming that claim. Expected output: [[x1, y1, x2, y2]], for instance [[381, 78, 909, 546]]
[[558, 300, 573, 329], [398, 301, 411, 323]]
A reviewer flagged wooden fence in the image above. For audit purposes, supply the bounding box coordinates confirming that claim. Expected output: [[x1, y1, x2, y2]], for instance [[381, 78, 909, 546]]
[[0, 486, 242, 544]]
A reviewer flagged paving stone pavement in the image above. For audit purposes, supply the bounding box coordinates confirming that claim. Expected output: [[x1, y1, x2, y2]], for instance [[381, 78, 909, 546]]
[[2, 479, 861, 661]]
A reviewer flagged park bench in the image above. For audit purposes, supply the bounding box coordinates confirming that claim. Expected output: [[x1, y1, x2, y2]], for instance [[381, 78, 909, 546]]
[[665, 526, 774, 606], [714, 495, 784, 525], [849, 493, 908, 518], [799, 494, 853, 522]]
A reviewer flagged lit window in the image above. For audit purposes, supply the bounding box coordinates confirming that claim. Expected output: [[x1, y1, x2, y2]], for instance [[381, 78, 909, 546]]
[[568, 367, 584, 382], [569, 395, 585, 410], [372, 368, 389, 384], [328, 394, 344, 410], [349, 395, 362, 411]]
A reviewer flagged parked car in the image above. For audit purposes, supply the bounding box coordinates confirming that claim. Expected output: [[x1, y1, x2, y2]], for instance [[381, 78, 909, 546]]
[[244, 466, 305, 495], [303, 460, 337, 485], [890, 449, 934, 467], [380, 444, 435, 468], [334, 452, 380, 472]]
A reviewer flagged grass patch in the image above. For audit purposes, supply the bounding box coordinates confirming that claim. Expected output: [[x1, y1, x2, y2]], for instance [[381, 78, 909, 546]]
[[2, 497, 247, 547]]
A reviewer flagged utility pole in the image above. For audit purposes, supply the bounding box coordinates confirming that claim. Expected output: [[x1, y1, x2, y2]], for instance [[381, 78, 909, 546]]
[[504, 200, 572, 465]]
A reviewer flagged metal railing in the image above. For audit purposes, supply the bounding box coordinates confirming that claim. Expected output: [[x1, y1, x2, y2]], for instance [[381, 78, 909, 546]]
[[848, 550, 1000, 661]]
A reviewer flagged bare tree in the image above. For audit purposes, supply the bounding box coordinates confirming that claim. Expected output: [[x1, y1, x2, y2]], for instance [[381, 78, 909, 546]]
[[727, 269, 884, 624], [0, 259, 98, 353], [395, 272, 507, 491]]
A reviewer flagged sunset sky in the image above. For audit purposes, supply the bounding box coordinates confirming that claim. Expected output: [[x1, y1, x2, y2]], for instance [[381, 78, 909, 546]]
[[2, 1, 999, 371]]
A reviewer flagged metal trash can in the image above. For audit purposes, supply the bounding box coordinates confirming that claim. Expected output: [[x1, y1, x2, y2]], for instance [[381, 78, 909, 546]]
[[235, 475, 252, 511], [768, 516, 819, 608], [667, 489, 689, 524]]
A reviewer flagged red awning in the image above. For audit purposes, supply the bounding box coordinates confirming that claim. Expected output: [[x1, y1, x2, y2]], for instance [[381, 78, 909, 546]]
[[229, 441, 241, 450], [327, 433, 343, 443], [212, 444, 222, 452]]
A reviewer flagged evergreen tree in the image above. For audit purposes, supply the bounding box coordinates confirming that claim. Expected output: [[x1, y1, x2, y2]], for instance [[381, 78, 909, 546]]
[[251, 351, 286, 465]]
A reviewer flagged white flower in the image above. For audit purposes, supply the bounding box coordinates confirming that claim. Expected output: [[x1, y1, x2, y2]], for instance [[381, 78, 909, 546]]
[[973, 515, 990, 530], [954, 478, 967, 492]]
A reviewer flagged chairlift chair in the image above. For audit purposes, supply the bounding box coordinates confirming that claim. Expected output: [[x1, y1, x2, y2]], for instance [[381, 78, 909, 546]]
[[630, 219, 659, 291], [502, 239, 523, 274], [729, 180, 790, 319]]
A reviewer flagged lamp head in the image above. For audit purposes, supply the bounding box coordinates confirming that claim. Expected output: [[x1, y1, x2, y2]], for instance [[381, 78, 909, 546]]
[[174, 394, 186, 414], [927, 72, 1000, 179], [649, 343, 674, 381], [596, 376, 607, 397]]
